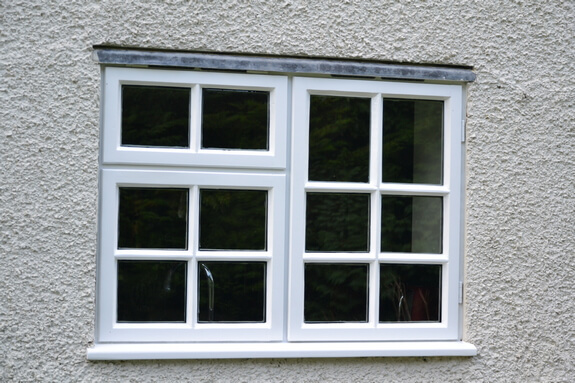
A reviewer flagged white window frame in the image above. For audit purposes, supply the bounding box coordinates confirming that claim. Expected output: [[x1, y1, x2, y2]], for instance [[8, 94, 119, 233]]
[[98, 169, 286, 343], [89, 61, 476, 359], [288, 77, 462, 342], [102, 67, 288, 169]]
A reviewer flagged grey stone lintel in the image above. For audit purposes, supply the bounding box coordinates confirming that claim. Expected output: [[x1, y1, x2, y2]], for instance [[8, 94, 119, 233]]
[[93, 48, 476, 83]]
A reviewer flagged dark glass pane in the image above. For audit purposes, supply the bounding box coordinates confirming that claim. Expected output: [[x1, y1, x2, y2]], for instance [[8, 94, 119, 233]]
[[199, 189, 267, 250], [122, 85, 190, 147], [379, 264, 441, 322], [198, 262, 266, 322], [309, 95, 370, 182], [117, 260, 187, 322], [306, 193, 370, 252], [304, 263, 368, 322], [118, 188, 188, 249], [202, 89, 269, 150], [383, 99, 443, 184], [381, 196, 442, 253]]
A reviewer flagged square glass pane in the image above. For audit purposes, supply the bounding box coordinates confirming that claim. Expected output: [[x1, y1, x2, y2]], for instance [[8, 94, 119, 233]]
[[304, 263, 368, 323], [117, 260, 187, 322], [379, 264, 441, 322], [198, 262, 266, 322], [199, 189, 267, 250], [381, 195, 442, 254], [306, 193, 370, 252], [383, 99, 443, 184], [118, 188, 188, 249], [202, 88, 269, 150], [121, 85, 190, 148], [308, 95, 370, 183]]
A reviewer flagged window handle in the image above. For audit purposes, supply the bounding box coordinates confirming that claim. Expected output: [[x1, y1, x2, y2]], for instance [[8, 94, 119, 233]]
[[200, 264, 215, 321]]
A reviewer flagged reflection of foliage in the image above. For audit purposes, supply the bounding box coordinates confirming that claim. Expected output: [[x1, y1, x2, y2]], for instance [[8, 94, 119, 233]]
[[202, 89, 269, 150], [198, 262, 266, 322], [309, 95, 370, 182], [383, 99, 443, 184], [117, 261, 187, 322], [381, 196, 442, 253], [379, 264, 441, 322], [118, 188, 188, 249], [200, 189, 267, 250], [122, 85, 190, 147], [306, 193, 369, 252], [304, 263, 368, 322]]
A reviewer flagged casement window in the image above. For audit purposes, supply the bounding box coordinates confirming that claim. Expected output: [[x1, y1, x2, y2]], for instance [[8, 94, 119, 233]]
[[89, 50, 476, 359]]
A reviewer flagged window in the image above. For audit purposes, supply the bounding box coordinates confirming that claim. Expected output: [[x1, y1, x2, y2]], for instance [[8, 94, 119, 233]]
[[90, 51, 476, 359]]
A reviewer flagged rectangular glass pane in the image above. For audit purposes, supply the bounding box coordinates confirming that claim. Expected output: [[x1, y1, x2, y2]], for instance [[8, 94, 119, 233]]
[[304, 263, 368, 323], [381, 195, 442, 254], [306, 193, 370, 252], [383, 99, 443, 184], [379, 264, 441, 322], [118, 188, 188, 249], [117, 260, 187, 322], [198, 262, 266, 322], [122, 85, 190, 148], [199, 189, 267, 250], [202, 88, 269, 150], [309, 95, 370, 183]]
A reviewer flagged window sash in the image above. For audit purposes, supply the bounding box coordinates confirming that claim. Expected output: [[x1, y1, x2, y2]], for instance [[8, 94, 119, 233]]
[[98, 169, 286, 342], [288, 77, 463, 341], [102, 67, 289, 169]]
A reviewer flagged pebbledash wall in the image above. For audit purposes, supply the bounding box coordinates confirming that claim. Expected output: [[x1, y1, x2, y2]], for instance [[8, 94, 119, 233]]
[[1, 0, 574, 381]]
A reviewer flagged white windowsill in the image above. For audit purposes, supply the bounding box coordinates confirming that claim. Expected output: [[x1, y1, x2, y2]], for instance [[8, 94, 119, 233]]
[[87, 341, 477, 360]]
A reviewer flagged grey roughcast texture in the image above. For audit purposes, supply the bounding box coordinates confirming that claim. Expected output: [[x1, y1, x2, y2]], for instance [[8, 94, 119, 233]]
[[1, 0, 574, 381]]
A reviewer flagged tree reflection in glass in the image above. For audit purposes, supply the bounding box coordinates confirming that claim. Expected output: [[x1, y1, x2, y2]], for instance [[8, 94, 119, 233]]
[[122, 85, 190, 148], [202, 88, 269, 150], [304, 263, 368, 322], [117, 260, 187, 322], [118, 188, 188, 249], [308, 95, 370, 183], [381, 195, 442, 254], [383, 99, 443, 185], [306, 192, 370, 252], [199, 189, 267, 250]]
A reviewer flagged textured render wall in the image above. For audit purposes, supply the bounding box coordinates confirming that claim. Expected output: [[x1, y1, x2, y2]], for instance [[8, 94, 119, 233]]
[[1, 0, 574, 381]]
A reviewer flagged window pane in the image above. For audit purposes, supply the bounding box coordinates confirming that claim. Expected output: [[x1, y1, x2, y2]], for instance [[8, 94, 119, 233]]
[[379, 264, 441, 322], [383, 99, 443, 184], [381, 195, 442, 254], [308, 95, 370, 183], [198, 262, 266, 322], [306, 193, 370, 252], [117, 261, 187, 322], [118, 188, 188, 249], [122, 85, 190, 148], [202, 89, 269, 150], [199, 189, 267, 250], [304, 264, 368, 322]]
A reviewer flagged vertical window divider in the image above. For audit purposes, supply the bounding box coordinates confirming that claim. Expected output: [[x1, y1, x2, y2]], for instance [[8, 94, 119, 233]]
[[372, 94, 384, 327], [189, 185, 199, 328], [190, 85, 201, 152]]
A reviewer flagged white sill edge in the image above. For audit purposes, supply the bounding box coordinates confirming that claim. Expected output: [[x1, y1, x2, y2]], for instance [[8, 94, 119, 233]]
[[87, 341, 477, 360]]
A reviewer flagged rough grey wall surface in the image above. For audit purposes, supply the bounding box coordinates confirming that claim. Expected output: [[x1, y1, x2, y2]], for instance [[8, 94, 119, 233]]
[[1, 0, 574, 381]]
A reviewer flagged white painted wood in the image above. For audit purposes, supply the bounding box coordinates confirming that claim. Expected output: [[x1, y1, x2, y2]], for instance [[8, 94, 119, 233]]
[[87, 341, 477, 360]]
